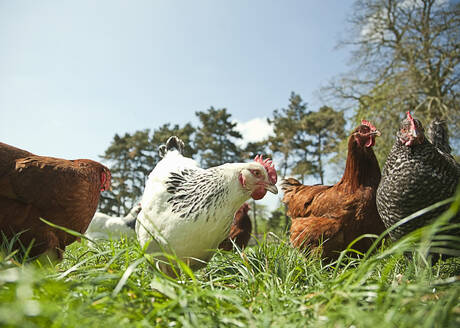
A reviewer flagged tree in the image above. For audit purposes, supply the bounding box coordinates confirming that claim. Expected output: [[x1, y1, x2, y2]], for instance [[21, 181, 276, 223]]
[[242, 141, 271, 161], [99, 130, 155, 216], [267, 92, 314, 181], [126, 129, 157, 200], [195, 107, 243, 168], [303, 106, 346, 184], [267, 92, 315, 231], [326, 0, 460, 161]]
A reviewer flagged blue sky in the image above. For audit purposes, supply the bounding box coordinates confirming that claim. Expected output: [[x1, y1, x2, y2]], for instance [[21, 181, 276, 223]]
[[0, 0, 352, 158], [0, 0, 358, 210], [0, 1, 353, 208]]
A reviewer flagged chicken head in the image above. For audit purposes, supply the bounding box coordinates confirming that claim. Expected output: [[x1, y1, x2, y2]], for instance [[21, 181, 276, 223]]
[[397, 111, 425, 147], [238, 155, 278, 200], [352, 119, 381, 148]]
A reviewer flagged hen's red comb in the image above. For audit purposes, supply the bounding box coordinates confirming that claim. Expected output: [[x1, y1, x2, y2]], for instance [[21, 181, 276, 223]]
[[254, 155, 277, 184], [406, 111, 414, 121], [406, 111, 417, 130], [361, 119, 377, 131]]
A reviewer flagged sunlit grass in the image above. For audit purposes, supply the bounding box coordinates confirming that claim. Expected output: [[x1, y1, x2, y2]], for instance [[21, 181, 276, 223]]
[[1, 189, 460, 327]]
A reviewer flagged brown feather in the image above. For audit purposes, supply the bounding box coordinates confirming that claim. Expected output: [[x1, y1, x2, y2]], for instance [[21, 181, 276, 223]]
[[281, 123, 386, 259], [218, 203, 252, 251], [0, 142, 111, 259]]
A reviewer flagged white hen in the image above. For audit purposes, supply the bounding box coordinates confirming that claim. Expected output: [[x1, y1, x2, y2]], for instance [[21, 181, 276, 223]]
[[136, 136, 277, 275], [86, 204, 141, 241]]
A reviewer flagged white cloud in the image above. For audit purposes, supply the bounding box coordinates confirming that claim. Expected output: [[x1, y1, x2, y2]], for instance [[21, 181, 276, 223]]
[[234, 117, 273, 146]]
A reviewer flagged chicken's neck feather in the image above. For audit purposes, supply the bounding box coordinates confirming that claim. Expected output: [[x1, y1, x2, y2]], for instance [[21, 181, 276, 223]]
[[338, 137, 381, 192], [166, 167, 247, 222]]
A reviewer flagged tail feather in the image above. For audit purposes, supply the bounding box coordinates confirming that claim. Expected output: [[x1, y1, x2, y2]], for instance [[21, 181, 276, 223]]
[[158, 145, 167, 159], [281, 178, 331, 218], [428, 119, 452, 154], [158, 136, 185, 158], [280, 178, 302, 204], [280, 177, 302, 192]]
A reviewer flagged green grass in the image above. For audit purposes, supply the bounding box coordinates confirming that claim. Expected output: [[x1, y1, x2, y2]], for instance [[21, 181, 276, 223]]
[[1, 191, 460, 327]]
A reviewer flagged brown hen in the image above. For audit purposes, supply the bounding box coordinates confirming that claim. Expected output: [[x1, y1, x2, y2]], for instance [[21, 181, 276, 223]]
[[0, 142, 111, 259], [218, 203, 252, 251], [281, 120, 386, 259]]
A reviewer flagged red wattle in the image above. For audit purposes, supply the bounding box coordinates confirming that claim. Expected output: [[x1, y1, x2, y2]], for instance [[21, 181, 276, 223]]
[[100, 172, 107, 191], [365, 137, 375, 148], [238, 173, 246, 188], [251, 186, 267, 200]]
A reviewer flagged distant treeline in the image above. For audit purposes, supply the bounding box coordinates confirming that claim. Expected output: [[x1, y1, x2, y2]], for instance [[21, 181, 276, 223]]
[[99, 102, 345, 218]]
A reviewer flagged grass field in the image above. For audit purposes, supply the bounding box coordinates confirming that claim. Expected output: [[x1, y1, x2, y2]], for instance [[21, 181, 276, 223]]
[[1, 194, 459, 327]]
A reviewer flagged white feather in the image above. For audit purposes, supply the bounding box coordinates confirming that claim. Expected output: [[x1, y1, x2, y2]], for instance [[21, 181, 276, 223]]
[[136, 147, 268, 271], [86, 204, 141, 241]]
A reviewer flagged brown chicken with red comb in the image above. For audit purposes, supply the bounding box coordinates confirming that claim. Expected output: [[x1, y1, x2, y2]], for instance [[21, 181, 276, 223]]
[[281, 120, 386, 259], [0, 142, 111, 259]]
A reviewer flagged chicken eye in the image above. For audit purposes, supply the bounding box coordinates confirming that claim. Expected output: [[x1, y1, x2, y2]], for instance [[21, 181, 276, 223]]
[[250, 169, 261, 177]]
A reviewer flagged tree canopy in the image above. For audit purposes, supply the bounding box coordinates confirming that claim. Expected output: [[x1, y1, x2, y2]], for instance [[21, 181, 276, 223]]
[[99, 130, 155, 216], [267, 92, 312, 180], [303, 106, 346, 184], [327, 0, 459, 161], [195, 107, 243, 168], [267, 93, 344, 184]]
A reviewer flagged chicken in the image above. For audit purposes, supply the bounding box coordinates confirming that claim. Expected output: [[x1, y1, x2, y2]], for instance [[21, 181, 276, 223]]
[[136, 136, 277, 275], [0, 142, 111, 259], [281, 120, 386, 259], [218, 203, 252, 251], [376, 112, 460, 243], [85, 203, 141, 241]]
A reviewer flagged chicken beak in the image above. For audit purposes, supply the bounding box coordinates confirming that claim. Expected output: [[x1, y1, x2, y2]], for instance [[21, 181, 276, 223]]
[[266, 183, 278, 195], [371, 130, 381, 137]]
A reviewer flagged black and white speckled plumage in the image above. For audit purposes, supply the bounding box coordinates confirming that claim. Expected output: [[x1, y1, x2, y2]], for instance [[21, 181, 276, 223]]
[[166, 167, 230, 223], [377, 118, 460, 241]]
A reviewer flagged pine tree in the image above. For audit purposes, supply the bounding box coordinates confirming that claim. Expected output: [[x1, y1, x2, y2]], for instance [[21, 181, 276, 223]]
[[243, 141, 271, 160], [195, 107, 243, 168], [99, 130, 154, 216], [303, 106, 346, 184], [267, 92, 315, 182]]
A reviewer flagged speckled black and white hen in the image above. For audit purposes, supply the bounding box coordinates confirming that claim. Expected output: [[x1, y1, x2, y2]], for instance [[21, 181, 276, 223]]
[[136, 136, 278, 275], [376, 112, 460, 242]]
